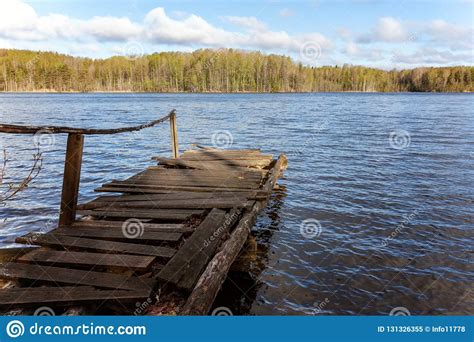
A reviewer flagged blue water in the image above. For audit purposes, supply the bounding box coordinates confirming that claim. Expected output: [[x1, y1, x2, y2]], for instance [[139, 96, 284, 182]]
[[0, 93, 473, 315]]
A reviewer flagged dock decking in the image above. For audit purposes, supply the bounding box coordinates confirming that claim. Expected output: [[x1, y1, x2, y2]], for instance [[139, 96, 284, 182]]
[[0, 112, 286, 315]]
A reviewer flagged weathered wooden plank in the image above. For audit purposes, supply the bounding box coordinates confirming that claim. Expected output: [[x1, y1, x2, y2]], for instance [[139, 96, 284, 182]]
[[157, 208, 238, 291], [70, 221, 193, 233], [16, 234, 176, 258], [145, 167, 264, 176], [105, 180, 259, 190], [78, 199, 252, 210], [86, 192, 266, 203], [0, 262, 153, 291], [144, 167, 265, 179], [127, 174, 261, 187], [180, 154, 273, 161], [0, 286, 150, 307], [77, 208, 203, 220], [153, 157, 270, 170], [185, 148, 262, 154], [177, 208, 241, 291], [53, 226, 182, 242], [181, 154, 288, 314], [125, 175, 262, 185], [95, 185, 267, 195], [18, 249, 155, 270]]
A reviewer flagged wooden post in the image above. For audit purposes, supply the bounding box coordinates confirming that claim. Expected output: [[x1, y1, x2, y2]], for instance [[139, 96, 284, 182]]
[[170, 111, 179, 158], [59, 133, 84, 226]]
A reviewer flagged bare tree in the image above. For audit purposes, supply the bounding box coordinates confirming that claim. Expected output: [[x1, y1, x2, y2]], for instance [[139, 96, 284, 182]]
[[0, 147, 43, 205]]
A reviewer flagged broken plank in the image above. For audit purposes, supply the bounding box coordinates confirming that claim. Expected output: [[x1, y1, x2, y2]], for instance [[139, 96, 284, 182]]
[[106, 180, 259, 190], [78, 199, 252, 210], [18, 248, 155, 271], [52, 226, 182, 242], [95, 185, 267, 195], [0, 286, 149, 308], [85, 192, 266, 203], [153, 157, 269, 170], [70, 221, 193, 233], [157, 208, 238, 291], [16, 233, 176, 258], [180, 154, 273, 161], [77, 208, 203, 220], [0, 262, 153, 292]]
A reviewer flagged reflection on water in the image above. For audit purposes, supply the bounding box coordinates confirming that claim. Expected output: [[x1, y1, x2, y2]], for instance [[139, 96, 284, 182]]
[[1, 93, 473, 315]]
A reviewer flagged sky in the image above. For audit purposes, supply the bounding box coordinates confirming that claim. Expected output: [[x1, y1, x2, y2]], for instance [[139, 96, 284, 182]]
[[0, 0, 472, 69]]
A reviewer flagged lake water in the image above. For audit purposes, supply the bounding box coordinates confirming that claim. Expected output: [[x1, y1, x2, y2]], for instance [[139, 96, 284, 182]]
[[0, 93, 473, 315]]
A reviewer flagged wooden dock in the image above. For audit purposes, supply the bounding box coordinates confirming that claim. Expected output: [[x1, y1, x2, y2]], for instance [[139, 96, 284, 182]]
[[0, 111, 287, 315]]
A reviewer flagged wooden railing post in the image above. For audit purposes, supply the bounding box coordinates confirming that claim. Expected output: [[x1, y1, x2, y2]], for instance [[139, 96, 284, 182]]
[[170, 111, 179, 158], [59, 133, 84, 226]]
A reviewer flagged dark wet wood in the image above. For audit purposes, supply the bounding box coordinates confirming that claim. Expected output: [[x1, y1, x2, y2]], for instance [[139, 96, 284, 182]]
[[78, 199, 252, 210], [170, 111, 179, 158], [0, 286, 150, 307], [0, 141, 286, 314], [77, 208, 203, 220], [53, 226, 182, 242], [157, 208, 229, 290], [16, 234, 177, 257], [70, 221, 193, 233], [18, 249, 155, 270], [0, 262, 153, 292], [59, 133, 84, 226], [153, 157, 271, 170], [181, 154, 288, 315]]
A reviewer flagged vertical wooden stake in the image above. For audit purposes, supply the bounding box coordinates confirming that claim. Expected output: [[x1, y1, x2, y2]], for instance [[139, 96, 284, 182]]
[[59, 133, 84, 226], [170, 111, 179, 158]]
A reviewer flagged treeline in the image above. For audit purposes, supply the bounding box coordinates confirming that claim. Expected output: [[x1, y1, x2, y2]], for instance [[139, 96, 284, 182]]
[[0, 48, 472, 92]]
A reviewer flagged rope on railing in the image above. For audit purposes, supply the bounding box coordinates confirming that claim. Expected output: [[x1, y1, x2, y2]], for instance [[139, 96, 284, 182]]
[[0, 110, 175, 135]]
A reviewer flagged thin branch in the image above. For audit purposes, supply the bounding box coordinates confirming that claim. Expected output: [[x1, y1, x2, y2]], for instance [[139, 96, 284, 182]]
[[0, 147, 43, 205]]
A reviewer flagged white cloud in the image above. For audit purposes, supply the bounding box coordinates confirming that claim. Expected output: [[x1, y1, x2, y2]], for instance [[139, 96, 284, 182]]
[[0, 1, 471, 68], [392, 48, 473, 65], [223, 16, 267, 31], [85, 17, 141, 41], [0, 1, 331, 61], [358, 17, 408, 43]]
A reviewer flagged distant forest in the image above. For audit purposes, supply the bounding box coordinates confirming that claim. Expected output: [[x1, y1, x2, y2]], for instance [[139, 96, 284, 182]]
[[0, 48, 473, 92]]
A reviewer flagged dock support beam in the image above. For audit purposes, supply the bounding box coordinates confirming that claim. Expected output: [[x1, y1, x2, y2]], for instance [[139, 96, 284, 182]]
[[170, 111, 179, 159], [59, 133, 84, 226], [180, 154, 288, 315]]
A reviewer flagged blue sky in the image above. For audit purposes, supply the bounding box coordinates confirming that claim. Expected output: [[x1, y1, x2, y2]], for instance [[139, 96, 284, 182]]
[[0, 0, 472, 69]]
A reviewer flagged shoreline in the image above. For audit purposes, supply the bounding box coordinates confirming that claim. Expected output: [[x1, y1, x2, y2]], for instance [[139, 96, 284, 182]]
[[0, 90, 472, 94]]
